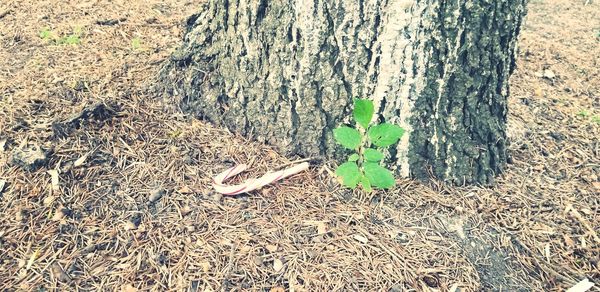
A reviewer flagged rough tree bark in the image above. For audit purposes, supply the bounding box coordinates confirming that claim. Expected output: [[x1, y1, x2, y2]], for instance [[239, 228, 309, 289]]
[[159, 0, 527, 185]]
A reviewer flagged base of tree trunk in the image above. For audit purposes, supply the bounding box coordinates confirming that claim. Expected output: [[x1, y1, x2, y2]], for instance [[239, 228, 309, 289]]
[[158, 0, 527, 185]]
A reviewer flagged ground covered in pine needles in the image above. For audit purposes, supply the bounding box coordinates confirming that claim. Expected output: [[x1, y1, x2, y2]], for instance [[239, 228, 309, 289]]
[[0, 0, 598, 291]]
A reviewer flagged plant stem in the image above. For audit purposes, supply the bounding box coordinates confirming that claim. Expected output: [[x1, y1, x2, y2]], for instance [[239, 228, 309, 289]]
[[357, 132, 366, 168]]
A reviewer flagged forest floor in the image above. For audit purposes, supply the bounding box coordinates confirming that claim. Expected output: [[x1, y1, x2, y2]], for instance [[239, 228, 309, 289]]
[[0, 0, 598, 291]]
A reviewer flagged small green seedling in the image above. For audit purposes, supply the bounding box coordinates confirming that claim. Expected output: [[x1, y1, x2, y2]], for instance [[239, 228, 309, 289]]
[[57, 34, 81, 45], [333, 99, 405, 192], [577, 110, 590, 118], [39, 27, 53, 40], [131, 37, 142, 50], [592, 115, 600, 125], [39, 27, 81, 45], [58, 27, 82, 45]]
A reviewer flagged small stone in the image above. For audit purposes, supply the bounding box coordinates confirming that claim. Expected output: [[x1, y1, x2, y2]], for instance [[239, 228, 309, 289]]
[[543, 69, 556, 79], [273, 258, 284, 272], [353, 234, 368, 244], [148, 188, 165, 203], [11, 143, 48, 171], [265, 244, 278, 253]]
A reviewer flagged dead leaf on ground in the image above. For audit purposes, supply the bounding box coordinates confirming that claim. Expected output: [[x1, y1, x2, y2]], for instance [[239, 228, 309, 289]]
[[317, 222, 327, 234], [51, 206, 66, 221], [43, 195, 56, 206], [47, 169, 59, 191], [26, 249, 40, 270], [534, 86, 544, 97], [200, 261, 210, 273], [50, 262, 71, 282], [449, 283, 460, 292], [273, 258, 284, 272], [353, 234, 368, 244], [563, 235, 575, 248], [177, 185, 193, 194], [74, 152, 91, 167], [121, 284, 137, 292], [266, 244, 278, 253], [543, 69, 556, 79]]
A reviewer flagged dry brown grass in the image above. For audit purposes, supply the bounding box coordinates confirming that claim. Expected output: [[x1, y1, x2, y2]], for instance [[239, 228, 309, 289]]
[[0, 0, 598, 291]]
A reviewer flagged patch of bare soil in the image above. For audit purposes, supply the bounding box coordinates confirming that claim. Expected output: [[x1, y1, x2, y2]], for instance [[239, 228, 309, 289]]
[[0, 0, 598, 291]]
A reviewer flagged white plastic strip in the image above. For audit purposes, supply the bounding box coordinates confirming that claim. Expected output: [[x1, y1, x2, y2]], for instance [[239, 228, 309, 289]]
[[566, 279, 595, 292], [213, 162, 310, 196]]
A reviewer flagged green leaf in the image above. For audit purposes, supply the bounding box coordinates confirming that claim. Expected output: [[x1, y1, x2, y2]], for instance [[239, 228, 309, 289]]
[[333, 126, 361, 150], [39, 28, 53, 40], [132, 37, 142, 50], [364, 148, 384, 162], [348, 153, 359, 162], [335, 162, 361, 189], [368, 123, 405, 147], [577, 110, 589, 117], [353, 99, 374, 129], [58, 34, 80, 45], [363, 163, 396, 189], [360, 175, 372, 192]]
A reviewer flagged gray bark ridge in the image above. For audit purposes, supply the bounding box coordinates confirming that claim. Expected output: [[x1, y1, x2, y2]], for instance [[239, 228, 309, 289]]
[[409, 1, 527, 184], [159, 0, 527, 185]]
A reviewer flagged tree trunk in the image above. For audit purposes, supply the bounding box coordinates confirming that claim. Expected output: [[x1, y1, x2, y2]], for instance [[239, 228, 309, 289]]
[[159, 0, 527, 185]]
